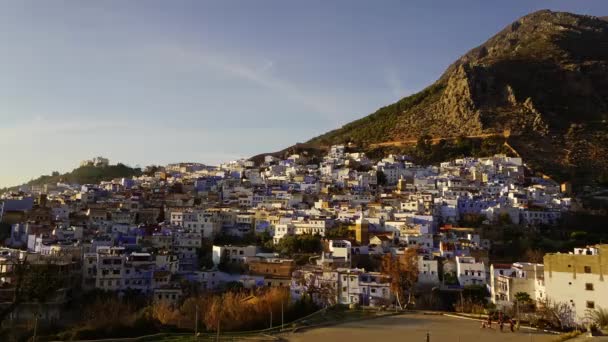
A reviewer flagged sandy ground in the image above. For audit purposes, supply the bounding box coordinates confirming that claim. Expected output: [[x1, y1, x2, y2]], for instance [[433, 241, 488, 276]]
[[282, 313, 557, 342]]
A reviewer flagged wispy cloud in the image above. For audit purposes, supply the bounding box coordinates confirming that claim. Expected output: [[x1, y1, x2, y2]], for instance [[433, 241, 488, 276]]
[[145, 43, 339, 116], [0, 116, 130, 141], [384, 68, 410, 99]]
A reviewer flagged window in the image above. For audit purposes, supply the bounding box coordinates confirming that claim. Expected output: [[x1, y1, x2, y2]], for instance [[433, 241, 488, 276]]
[[585, 283, 594, 291], [587, 301, 595, 309], [584, 266, 591, 274]]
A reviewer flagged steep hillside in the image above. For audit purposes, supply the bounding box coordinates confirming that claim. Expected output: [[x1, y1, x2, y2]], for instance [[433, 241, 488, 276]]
[[307, 10, 608, 186]]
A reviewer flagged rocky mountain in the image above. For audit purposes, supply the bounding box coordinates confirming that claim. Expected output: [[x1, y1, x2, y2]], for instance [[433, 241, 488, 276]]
[[304, 10, 608, 187]]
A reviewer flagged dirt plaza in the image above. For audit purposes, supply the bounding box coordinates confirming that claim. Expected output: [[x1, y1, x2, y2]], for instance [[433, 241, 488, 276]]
[[283, 313, 557, 342]]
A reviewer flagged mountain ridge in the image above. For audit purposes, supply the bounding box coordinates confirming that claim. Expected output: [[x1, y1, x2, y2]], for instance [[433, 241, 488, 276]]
[[299, 9, 608, 186]]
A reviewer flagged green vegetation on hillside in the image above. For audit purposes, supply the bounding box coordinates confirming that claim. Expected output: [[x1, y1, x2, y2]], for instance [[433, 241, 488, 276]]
[[1, 164, 142, 192], [365, 136, 512, 165], [288, 11, 608, 189], [309, 83, 445, 146], [484, 211, 608, 263]]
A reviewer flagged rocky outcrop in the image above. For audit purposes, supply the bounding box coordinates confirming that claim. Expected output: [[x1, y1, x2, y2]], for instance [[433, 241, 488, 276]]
[[302, 10, 608, 184], [435, 64, 483, 136]]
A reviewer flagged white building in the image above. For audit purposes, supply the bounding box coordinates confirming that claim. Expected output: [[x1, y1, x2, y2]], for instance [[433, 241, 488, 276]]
[[544, 245, 608, 323], [417, 256, 440, 286], [211, 245, 258, 265], [329, 240, 352, 262], [490, 262, 545, 308], [291, 267, 392, 307], [292, 218, 326, 236], [456, 256, 486, 286]]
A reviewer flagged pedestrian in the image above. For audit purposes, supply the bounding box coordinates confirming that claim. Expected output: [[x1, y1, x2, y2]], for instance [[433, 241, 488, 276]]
[[499, 319, 504, 332], [487, 315, 492, 329], [509, 319, 515, 332]]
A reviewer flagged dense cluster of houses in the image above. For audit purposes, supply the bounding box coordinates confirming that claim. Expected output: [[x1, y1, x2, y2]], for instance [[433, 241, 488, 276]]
[[1, 147, 601, 325]]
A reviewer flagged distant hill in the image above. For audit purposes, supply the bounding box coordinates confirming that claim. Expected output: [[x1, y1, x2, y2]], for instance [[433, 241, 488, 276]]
[[1, 164, 142, 193], [300, 10, 608, 187]]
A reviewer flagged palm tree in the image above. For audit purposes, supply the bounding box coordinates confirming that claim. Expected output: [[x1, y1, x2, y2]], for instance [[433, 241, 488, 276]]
[[514, 292, 532, 329], [586, 307, 608, 329]]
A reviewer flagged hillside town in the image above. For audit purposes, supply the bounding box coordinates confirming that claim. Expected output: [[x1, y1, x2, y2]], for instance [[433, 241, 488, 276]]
[[0, 147, 605, 335]]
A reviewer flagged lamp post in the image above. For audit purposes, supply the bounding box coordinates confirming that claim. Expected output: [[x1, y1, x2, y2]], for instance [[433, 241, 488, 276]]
[[194, 304, 199, 338]]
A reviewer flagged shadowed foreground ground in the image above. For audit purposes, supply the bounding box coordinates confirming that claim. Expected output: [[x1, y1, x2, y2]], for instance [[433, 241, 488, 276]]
[[282, 313, 556, 342]]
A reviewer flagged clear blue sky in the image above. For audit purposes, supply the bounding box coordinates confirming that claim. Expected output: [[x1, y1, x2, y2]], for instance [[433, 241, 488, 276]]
[[1, 1, 606, 187]]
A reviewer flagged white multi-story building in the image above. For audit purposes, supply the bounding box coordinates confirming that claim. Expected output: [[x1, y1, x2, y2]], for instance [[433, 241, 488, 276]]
[[95, 247, 127, 291], [273, 223, 295, 244], [417, 256, 440, 286], [291, 267, 392, 307], [292, 218, 327, 236], [211, 245, 258, 265], [329, 240, 352, 262], [490, 262, 545, 307], [544, 245, 608, 323], [456, 256, 486, 286]]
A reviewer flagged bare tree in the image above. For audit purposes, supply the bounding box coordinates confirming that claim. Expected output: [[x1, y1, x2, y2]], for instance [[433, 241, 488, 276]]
[[533, 298, 576, 330], [293, 270, 337, 307], [382, 248, 418, 309], [0, 255, 68, 325]]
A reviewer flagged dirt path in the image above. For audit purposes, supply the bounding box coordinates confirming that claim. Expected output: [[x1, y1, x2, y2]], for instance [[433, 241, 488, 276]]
[[282, 313, 555, 342], [369, 132, 506, 148]]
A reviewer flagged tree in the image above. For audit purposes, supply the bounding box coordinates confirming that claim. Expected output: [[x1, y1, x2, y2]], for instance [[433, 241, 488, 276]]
[[524, 249, 544, 264], [275, 234, 322, 256], [514, 292, 531, 304], [325, 224, 353, 239], [497, 212, 512, 225], [533, 298, 576, 330], [585, 307, 608, 329], [376, 170, 387, 186], [514, 292, 532, 326], [381, 248, 418, 309], [292, 270, 337, 307], [151, 302, 178, 326], [0, 256, 67, 325]]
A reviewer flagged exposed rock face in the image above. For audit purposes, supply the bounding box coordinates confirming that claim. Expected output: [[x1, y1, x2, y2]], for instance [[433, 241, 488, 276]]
[[305, 10, 608, 184], [435, 64, 483, 136]]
